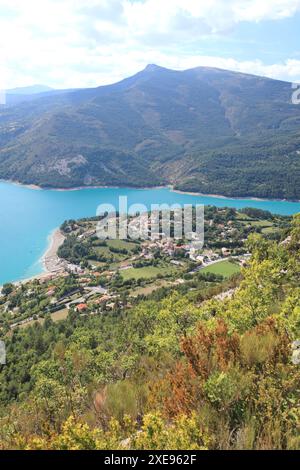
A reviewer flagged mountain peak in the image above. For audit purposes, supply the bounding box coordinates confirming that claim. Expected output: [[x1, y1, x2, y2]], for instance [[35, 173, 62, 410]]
[[143, 64, 166, 73]]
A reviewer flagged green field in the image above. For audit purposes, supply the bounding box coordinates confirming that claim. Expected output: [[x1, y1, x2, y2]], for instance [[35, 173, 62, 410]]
[[107, 239, 139, 251], [121, 265, 177, 281], [236, 213, 252, 221], [201, 260, 241, 278], [237, 213, 274, 228], [93, 246, 125, 261], [50, 308, 69, 322], [246, 220, 273, 228], [89, 239, 139, 264], [261, 226, 279, 234], [18, 308, 69, 330], [130, 280, 170, 297]]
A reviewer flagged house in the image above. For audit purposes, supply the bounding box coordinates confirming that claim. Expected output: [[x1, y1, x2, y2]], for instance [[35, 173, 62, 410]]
[[171, 260, 183, 266], [67, 264, 84, 274], [221, 247, 231, 257], [95, 295, 112, 304], [78, 229, 96, 240], [106, 302, 116, 309], [76, 303, 88, 313], [46, 288, 56, 297], [40, 274, 56, 283]]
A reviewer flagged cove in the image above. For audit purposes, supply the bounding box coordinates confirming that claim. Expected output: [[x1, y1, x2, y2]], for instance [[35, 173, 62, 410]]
[[0, 181, 300, 285]]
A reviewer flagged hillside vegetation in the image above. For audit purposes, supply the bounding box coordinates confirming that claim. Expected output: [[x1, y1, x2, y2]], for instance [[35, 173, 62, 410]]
[[0, 214, 300, 450], [1, 66, 300, 198]]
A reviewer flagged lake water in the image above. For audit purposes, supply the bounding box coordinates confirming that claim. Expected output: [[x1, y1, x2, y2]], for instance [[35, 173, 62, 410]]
[[1, 181, 300, 285]]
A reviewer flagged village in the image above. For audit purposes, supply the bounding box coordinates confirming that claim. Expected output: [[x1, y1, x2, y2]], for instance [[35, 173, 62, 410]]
[[0, 206, 287, 332]]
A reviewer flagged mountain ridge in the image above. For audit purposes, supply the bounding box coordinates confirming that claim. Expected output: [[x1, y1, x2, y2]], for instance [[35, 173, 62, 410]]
[[1, 65, 300, 198], [6, 84, 54, 95]]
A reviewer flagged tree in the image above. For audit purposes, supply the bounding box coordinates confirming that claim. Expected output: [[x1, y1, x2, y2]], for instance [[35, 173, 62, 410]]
[[1, 283, 14, 296]]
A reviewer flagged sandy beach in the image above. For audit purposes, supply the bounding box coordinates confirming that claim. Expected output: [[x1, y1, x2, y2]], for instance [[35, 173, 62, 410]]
[[0, 229, 66, 290], [42, 229, 66, 273]]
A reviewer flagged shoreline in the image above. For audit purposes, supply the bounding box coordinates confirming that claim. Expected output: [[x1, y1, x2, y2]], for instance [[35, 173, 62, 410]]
[[0, 229, 66, 290], [41, 228, 66, 274], [0, 179, 43, 191], [1, 179, 166, 193], [170, 188, 300, 203], [0, 179, 299, 290], [41, 228, 66, 273], [1, 179, 300, 203]]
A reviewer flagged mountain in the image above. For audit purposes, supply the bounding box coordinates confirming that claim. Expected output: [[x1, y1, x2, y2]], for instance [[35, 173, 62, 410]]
[[3, 85, 79, 107], [6, 85, 54, 95], [1, 65, 300, 198]]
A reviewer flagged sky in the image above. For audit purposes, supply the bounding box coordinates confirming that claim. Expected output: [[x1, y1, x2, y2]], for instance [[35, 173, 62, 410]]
[[1, 0, 300, 89]]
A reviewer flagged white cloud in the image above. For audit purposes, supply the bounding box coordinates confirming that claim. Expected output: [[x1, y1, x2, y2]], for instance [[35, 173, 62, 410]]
[[232, 0, 300, 22], [122, 0, 300, 36], [0, 0, 300, 88]]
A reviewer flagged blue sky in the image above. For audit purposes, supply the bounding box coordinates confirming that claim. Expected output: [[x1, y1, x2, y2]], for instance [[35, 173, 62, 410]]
[[1, 0, 300, 89]]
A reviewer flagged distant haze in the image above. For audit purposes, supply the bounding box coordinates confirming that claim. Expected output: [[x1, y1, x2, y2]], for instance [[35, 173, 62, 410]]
[[6, 85, 54, 95]]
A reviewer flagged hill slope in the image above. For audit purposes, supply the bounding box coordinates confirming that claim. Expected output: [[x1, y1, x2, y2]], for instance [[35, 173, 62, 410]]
[[1, 216, 300, 450], [1, 65, 300, 197]]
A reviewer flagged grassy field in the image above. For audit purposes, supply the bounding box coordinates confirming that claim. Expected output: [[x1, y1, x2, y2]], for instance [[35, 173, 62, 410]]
[[50, 308, 69, 322], [121, 265, 177, 281], [107, 239, 139, 251], [261, 226, 279, 234], [201, 260, 241, 278], [237, 213, 274, 229], [18, 308, 69, 330], [130, 280, 170, 297], [236, 213, 252, 221], [92, 246, 125, 262], [90, 239, 139, 264], [246, 220, 273, 228]]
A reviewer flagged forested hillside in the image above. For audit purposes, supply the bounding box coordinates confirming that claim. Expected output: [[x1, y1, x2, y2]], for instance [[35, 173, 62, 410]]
[[1, 66, 300, 198], [1, 214, 300, 450]]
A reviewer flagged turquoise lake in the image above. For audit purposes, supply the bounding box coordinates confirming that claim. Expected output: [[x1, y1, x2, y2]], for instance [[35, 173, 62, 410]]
[[1, 181, 300, 285]]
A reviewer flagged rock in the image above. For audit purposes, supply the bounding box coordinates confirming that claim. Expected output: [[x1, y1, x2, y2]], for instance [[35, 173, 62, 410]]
[[291, 340, 300, 364]]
